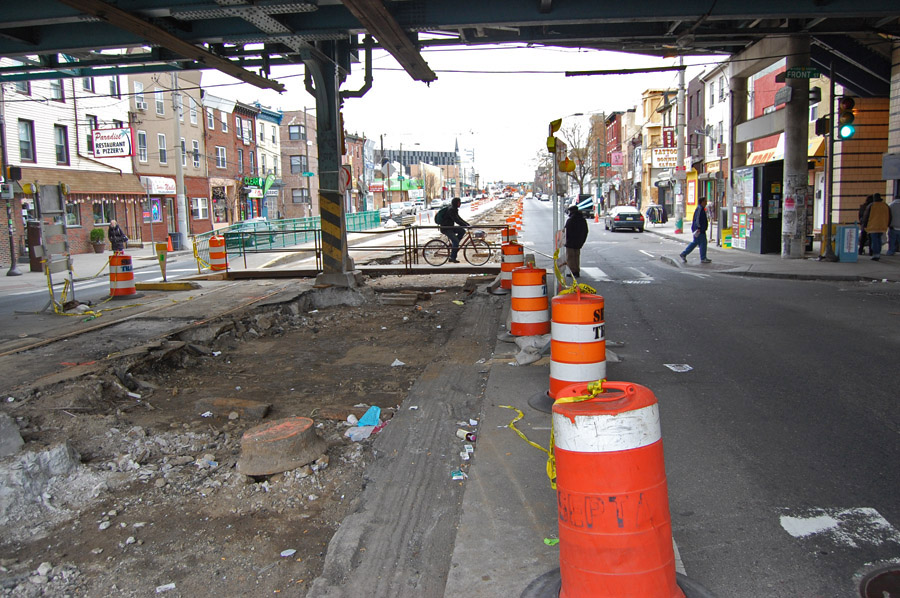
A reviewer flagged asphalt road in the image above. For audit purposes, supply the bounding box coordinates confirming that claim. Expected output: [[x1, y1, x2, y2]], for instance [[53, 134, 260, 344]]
[[521, 198, 900, 597]]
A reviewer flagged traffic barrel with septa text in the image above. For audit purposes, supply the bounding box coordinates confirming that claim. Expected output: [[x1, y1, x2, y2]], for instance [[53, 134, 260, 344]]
[[549, 291, 605, 399], [510, 265, 551, 336], [500, 242, 525, 290], [552, 380, 684, 598], [209, 234, 228, 271], [108, 254, 137, 299]]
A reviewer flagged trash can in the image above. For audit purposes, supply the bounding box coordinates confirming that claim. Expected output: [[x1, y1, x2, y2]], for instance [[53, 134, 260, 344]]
[[836, 225, 859, 263]]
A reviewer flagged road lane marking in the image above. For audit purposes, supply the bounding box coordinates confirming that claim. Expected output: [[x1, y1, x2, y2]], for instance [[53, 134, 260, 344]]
[[580, 266, 610, 281], [639, 250, 656, 258], [780, 507, 900, 548]]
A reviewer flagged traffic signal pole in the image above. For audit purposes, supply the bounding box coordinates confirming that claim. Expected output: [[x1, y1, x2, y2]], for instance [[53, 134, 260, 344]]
[[0, 83, 22, 276], [822, 61, 839, 261]]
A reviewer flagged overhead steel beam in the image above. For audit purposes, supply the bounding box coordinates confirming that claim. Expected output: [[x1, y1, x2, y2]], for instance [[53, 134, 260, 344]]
[[340, 0, 436, 83], [54, 0, 286, 92]]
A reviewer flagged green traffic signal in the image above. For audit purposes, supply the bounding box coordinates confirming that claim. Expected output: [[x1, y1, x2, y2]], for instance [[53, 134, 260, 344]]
[[837, 96, 856, 140]]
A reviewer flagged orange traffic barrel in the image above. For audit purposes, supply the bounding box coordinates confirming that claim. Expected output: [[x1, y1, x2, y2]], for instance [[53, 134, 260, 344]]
[[506, 216, 519, 232], [500, 243, 524, 290], [553, 381, 684, 598], [109, 254, 137, 299], [549, 292, 605, 398], [502, 226, 518, 244], [209, 235, 228, 271], [510, 265, 550, 336]]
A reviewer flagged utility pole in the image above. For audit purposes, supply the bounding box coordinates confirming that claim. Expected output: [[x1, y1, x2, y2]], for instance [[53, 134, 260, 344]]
[[0, 83, 22, 275], [171, 73, 189, 249], [675, 56, 686, 233], [822, 61, 839, 261]]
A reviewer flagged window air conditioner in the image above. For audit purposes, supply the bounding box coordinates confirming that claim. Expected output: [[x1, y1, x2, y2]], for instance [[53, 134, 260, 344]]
[[136, 101, 148, 111]]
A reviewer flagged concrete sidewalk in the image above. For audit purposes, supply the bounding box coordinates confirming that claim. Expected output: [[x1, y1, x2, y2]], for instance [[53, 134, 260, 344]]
[[640, 220, 900, 282]]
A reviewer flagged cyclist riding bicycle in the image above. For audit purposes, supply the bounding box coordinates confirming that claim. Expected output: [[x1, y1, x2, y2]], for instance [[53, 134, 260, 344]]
[[436, 197, 469, 263]]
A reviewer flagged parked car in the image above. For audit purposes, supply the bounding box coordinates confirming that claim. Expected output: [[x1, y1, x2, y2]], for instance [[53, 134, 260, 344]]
[[538, 193, 550, 202], [430, 198, 445, 209], [379, 207, 391, 222], [402, 201, 417, 215], [604, 205, 645, 232], [525, 192, 534, 200]]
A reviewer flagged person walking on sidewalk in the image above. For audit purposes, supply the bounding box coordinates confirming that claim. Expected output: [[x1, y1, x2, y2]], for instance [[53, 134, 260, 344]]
[[858, 195, 874, 255], [862, 193, 891, 261], [564, 205, 588, 278], [679, 197, 711, 264], [107, 220, 128, 254], [887, 195, 900, 256], [437, 197, 469, 263]]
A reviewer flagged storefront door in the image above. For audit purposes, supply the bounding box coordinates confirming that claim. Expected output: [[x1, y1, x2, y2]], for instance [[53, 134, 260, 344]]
[[166, 198, 176, 233]]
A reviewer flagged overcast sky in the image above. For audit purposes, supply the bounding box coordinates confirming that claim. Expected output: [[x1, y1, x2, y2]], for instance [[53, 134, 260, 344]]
[[202, 45, 723, 182]]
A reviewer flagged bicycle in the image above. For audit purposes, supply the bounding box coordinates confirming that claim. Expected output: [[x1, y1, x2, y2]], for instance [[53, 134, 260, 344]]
[[422, 228, 493, 266]]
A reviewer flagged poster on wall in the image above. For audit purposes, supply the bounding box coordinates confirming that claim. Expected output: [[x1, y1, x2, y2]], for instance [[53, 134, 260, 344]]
[[687, 180, 696, 206], [733, 168, 754, 208]]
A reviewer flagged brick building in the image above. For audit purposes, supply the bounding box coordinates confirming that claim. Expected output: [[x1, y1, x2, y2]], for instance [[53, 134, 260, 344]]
[[280, 109, 319, 220]]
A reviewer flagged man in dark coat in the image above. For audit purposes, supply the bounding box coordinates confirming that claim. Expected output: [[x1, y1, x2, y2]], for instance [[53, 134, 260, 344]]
[[679, 197, 710, 264], [107, 219, 128, 253], [564, 205, 588, 278], [439, 197, 469, 263]]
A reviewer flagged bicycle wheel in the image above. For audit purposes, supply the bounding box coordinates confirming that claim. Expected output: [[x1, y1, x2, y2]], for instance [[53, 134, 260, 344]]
[[463, 239, 492, 266], [423, 238, 450, 266]]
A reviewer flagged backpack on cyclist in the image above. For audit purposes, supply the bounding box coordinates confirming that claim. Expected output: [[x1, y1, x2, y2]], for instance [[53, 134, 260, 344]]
[[435, 206, 450, 226]]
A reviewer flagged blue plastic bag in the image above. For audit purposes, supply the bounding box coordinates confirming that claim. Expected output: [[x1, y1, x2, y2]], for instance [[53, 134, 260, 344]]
[[357, 406, 381, 427]]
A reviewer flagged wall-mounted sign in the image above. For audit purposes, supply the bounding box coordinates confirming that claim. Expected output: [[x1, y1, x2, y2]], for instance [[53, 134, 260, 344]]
[[662, 127, 675, 148], [140, 176, 176, 195], [92, 128, 134, 158], [651, 148, 678, 168], [247, 188, 264, 198]]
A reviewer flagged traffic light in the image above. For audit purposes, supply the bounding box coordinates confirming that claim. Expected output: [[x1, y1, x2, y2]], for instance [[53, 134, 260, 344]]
[[6, 165, 21, 181], [815, 117, 830, 137], [837, 96, 856, 140]]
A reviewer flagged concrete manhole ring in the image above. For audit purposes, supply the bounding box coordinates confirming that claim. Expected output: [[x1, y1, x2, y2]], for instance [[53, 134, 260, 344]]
[[860, 566, 900, 598]]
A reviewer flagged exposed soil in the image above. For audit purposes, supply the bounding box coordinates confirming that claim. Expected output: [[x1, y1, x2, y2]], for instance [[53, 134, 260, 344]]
[[0, 272, 488, 597]]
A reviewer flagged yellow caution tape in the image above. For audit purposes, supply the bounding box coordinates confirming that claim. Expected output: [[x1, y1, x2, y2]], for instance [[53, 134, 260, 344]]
[[551, 248, 596, 295], [499, 378, 606, 490]]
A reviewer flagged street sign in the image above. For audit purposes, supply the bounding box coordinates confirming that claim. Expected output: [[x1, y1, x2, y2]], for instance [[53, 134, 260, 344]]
[[774, 86, 793, 106], [599, 162, 611, 167], [301, 172, 315, 177], [339, 165, 351, 193], [785, 67, 820, 79]]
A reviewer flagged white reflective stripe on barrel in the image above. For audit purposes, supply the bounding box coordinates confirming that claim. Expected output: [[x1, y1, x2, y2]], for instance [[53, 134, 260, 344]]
[[511, 309, 550, 323], [503, 255, 525, 264], [512, 285, 546, 299], [550, 360, 606, 382], [501, 271, 512, 280], [552, 321, 605, 343], [552, 404, 661, 453]]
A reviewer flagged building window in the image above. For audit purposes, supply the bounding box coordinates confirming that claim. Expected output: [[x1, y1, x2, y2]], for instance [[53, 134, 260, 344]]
[[259, 123, 265, 142], [86, 115, 98, 154], [50, 79, 64, 101], [809, 105, 818, 122], [717, 122, 724, 145], [237, 149, 244, 173], [718, 76, 725, 102], [192, 140, 200, 168], [189, 96, 198, 125], [137, 130, 148, 162], [271, 127, 276, 144], [191, 197, 209, 220], [113, 119, 123, 129], [181, 138, 187, 167], [235, 117, 242, 140], [158, 133, 167, 164], [289, 124, 306, 140], [134, 81, 144, 106], [207, 108, 214, 129], [290, 155, 308, 174], [709, 82, 715, 107], [292, 188, 310, 203], [215, 146, 226, 169], [261, 153, 267, 174], [109, 76, 120, 98], [221, 112, 228, 132], [65, 202, 80, 227], [249, 151, 256, 175], [93, 202, 115, 225], [155, 90, 165, 115], [54, 125, 69, 165], [82, 77, 94, 92], [14, 80, 29, 95], [244, 120, 253, 144]]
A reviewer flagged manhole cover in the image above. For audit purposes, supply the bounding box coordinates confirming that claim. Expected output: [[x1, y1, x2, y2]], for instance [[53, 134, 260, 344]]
[[860, 567, 900, 597]]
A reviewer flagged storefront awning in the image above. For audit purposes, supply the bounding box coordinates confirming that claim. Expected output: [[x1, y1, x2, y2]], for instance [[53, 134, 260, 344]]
[[19, 166, 146, 194], [745, 135, 826, 166], [140, 176, 177, 195]]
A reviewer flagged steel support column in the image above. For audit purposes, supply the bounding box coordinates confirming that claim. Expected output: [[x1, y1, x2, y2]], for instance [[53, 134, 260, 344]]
[[305, 43, 358, 286], [782, 35, 811, 258]]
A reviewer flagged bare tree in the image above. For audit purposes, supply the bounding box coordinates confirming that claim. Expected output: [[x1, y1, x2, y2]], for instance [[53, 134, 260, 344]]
[[423, 170, 441, 201], [559, 121, 600, 196]]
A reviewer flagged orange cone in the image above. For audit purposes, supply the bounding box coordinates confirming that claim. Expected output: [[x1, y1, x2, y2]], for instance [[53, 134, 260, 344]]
[[167, 235, 173, 252]]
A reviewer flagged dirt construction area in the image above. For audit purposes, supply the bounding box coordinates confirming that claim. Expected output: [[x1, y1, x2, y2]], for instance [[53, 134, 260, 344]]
[[0, 260, 507, 597]]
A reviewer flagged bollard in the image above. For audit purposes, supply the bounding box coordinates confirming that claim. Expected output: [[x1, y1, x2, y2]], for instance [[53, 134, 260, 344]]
[[500, 243, 524, 290], [510, 265, 551, 336], [549, 292, 605, 399], [109, 254, 137, 299], [553, 381, 684, 598], [209, 235, 228, 271]]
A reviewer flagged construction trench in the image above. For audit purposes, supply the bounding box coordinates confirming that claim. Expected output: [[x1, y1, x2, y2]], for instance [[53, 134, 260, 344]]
[[0, 205, 521, 597]]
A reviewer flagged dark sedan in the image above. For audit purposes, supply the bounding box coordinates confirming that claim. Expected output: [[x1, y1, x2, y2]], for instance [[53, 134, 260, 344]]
[[604, 205, 644, 232]]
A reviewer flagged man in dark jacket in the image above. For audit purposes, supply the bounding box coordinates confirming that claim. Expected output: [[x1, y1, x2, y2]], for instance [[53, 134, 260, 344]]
[[564, 205, 588, 278], [107, 219, 128, 253], [862, 193, 891, 261], [679, 197, 710, 264], [439, 197, 469, 263]]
